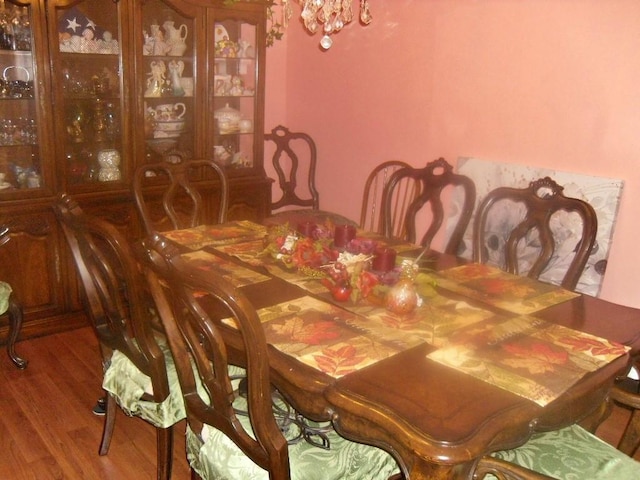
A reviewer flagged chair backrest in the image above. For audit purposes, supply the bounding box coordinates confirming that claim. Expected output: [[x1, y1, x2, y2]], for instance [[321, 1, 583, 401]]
[[133, 155, 229, 235], [472, 176, 598, 291], [265, 125, 319, 212], [140, 235, 291, 477], [360, 160, 416, 236], [382, 158, 476, 254], [54, 194, 170, 404]]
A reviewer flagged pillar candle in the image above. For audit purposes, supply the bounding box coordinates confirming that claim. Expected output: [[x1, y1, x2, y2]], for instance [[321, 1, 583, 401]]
[[334, 224, 356, 248], [372, 248, 397, 272], [296, 221, 317, 237]]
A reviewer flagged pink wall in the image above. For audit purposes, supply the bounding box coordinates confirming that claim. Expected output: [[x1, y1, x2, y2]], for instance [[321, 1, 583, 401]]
[[265, 1, 640, 308]]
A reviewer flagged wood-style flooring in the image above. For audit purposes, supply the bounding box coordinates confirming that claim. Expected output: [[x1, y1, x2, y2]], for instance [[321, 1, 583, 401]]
[[1, 326, 638, 479]]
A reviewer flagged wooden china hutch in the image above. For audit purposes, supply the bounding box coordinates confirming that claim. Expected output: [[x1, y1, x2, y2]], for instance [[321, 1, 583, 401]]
[[0, 0, 271, 342]]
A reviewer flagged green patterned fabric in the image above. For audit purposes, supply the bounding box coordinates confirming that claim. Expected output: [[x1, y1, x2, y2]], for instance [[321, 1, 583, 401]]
[[102, 335, 185, 428], [486, 424, 640, 479], [185, 393, 400, 480], [0, 281, 11, 316]]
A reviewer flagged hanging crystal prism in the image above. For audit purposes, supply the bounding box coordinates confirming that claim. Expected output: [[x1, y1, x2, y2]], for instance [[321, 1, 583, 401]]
[[297, 0, 372, 49]]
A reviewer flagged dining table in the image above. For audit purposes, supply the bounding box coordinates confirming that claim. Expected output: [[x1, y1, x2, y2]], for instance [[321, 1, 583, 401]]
[[159, 219, 640, 480]]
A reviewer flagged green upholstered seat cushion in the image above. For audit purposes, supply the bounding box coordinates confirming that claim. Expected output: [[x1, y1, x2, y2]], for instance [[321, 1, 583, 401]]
[[486, 424, 640, 480], [0, 281, 11, 316], [102, 335, 185, 428], [185, 394, 400, 480], [102, 340, 246, 429]]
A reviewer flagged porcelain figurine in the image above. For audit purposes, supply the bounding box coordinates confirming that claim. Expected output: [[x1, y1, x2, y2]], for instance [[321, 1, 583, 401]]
[[168, 60, 185, 96]]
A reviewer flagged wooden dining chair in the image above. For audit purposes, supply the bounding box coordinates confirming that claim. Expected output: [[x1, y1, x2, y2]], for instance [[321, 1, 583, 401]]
[[265, 125, 357, 227], [360, 160, 415, 236], [139, 234, 402, 480], [133, 154, 229, 235], [382, 157, 476, 254], [472, 176, 598, 291], [475, 422, 640, 479], [54, 194, 185, 480], [0, 225, 27, 369], [610, 373, 640, 457]]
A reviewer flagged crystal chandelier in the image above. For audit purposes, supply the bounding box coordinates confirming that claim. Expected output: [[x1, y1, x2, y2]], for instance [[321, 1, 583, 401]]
[[292, 0, 373, 50]]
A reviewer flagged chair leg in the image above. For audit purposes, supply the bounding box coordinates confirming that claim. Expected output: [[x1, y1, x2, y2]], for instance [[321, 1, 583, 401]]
[[156, 425, 174, 480], [99, 393, 117, 456], [618, 408, 640, 457], [6, 296, 27, 369]]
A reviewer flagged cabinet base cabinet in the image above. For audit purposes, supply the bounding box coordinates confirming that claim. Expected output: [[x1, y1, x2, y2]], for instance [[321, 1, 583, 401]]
[[228, 176, 272, 222], [0, 176, 271, 345]]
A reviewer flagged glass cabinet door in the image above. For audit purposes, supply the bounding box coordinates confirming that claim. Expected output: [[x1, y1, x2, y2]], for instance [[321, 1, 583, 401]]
[[0, 0, 41, 193], [210, 11, 262, 175], [139, 0, 196, 164], [52, 0, 125, 189]]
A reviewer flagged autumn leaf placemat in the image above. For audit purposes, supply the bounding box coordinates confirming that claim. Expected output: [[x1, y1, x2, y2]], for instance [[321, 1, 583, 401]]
[[427, 315, 628, 406], [164, 221, 266, 250], [435, 263, 579, 315], [212, 238, 267, 266], [223, 296, 400, 378], [180, 250, 269, 288]]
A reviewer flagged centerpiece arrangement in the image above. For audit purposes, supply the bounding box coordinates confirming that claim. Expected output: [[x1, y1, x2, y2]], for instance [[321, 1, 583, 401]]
[[261, 221, 435, 312]]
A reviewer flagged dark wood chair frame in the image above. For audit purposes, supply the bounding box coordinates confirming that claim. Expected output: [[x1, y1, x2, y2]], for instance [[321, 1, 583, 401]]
[[0, 225, 27, 369], [611, 374, 640, 457], [54, 194, 174, 480], [133, 155, 229, 235], [470, 177, 607, 479], [360, 160, 413, 236], [141, 235, 294, 478], [266, 124, 320, 212], [472, 176, 598, 291], [140, 236, 402, 480], [382, 157, 476, 254], [263, 125, 358, 228]]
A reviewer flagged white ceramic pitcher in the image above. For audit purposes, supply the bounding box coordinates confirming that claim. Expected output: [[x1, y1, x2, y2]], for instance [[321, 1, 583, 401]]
[[163, 20, 188, 56]]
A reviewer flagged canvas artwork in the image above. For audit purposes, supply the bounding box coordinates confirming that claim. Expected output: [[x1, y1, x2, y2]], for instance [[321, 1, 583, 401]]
[[447, 158, 624, 297]]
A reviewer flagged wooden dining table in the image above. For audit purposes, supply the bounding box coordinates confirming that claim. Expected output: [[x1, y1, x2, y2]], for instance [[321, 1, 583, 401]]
[[160, 220, 640, 480]]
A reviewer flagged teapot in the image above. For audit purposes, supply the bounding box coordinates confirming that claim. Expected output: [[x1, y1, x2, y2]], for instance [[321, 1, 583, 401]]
[[155, 102, 186, 121], [163, 20, 188, 56]]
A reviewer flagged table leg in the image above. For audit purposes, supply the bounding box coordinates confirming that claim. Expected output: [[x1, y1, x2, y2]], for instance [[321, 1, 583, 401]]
[[6, 295, 27, 369]]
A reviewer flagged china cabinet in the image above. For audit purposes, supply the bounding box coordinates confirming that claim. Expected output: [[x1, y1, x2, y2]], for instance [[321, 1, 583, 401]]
[[0, 0, 271, 343]]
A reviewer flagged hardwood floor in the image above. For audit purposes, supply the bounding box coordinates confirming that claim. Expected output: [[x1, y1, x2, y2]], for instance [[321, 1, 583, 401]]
[[0, 327, 191, 480], [1, 326, 638, 479]]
